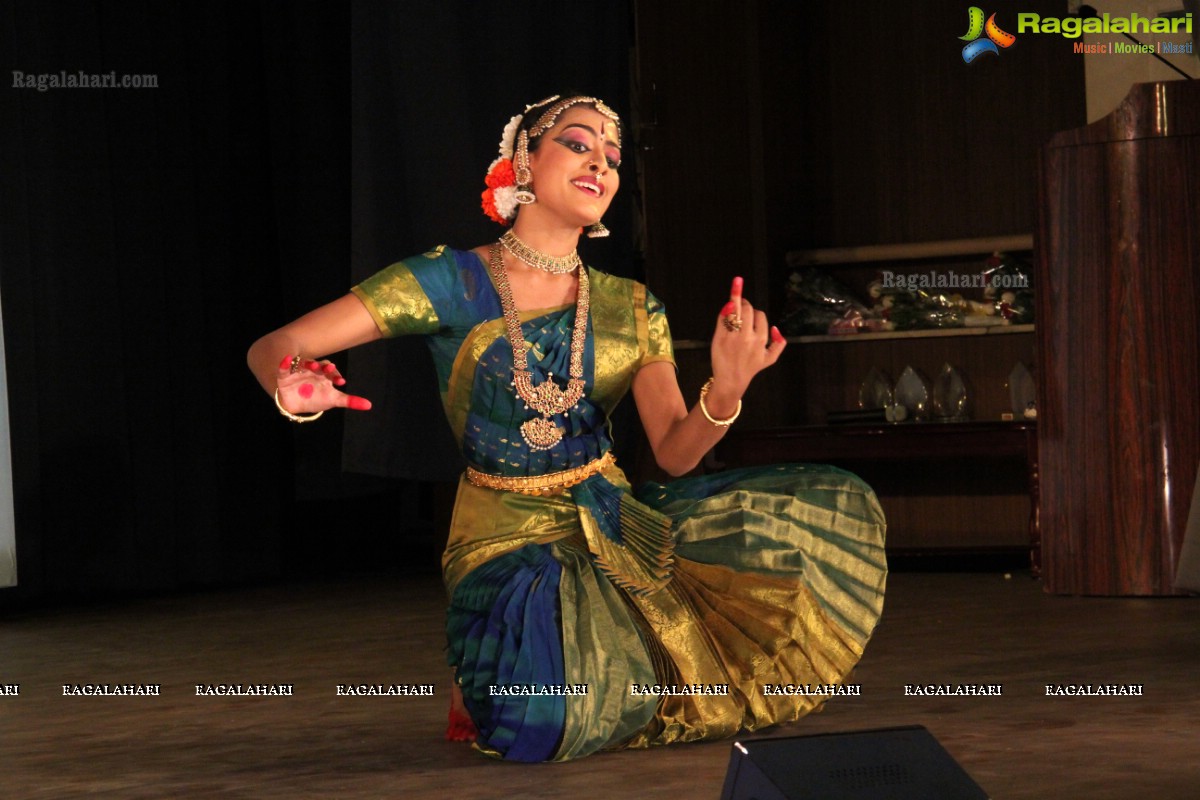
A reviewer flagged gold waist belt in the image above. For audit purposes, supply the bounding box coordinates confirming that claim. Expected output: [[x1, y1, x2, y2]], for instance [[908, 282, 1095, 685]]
[[465, 451, 615, 496]]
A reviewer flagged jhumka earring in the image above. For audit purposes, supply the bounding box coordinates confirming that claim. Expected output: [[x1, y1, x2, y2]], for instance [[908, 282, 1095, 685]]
[[514, 130, 536, 205], [586, 222, 610, 238]]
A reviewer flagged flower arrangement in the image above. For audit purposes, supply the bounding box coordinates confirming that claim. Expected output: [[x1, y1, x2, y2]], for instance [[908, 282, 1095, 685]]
[[481, 114, 524, 225]]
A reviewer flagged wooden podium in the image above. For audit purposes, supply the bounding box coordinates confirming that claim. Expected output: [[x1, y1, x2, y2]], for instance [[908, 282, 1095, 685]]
[[1037, 81, 1200, 595]]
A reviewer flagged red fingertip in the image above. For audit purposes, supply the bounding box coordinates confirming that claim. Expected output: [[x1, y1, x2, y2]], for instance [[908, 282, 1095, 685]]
[[279, 356, 293, 370], [298, 383, 315, 399], [731, 276, 744, 296], [771, 326, 785, 343], [347, 396, 372, 411], [720, 301, 736, 316], [335, 378, 347, 386], [323, 364, 337, 373]]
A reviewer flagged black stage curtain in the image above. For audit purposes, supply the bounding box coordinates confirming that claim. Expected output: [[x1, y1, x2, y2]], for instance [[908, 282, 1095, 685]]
[[0, 0, 350, 603], [0, 0, 635, 604]]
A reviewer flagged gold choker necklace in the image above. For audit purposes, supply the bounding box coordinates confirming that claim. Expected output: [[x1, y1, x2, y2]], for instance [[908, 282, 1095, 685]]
[[488, 243, 590, 450], [500, 230, 581, 275]]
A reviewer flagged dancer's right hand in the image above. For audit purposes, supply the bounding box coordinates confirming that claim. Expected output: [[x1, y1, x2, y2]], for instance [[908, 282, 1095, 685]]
[[275, 355, 372, 414]]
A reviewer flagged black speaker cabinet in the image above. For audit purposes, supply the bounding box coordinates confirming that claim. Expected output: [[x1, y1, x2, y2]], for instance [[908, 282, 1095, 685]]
[[719, 725, 989, 800]]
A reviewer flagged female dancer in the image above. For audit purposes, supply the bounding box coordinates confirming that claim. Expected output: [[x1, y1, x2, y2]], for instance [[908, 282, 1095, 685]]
[[247, 94, 886, 762]]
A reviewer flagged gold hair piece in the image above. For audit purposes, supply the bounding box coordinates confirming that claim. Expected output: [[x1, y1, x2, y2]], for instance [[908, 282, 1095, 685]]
[[698, 378, 741, 427], [525, 95, 561, 112], [527, 96, 622, 147]]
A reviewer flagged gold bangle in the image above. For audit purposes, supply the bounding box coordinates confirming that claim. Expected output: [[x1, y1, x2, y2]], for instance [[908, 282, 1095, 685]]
[[274, 389, 325, 423], [698, 378, 741, 427]]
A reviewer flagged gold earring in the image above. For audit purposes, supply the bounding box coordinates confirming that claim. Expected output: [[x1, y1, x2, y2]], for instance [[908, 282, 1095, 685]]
[[514, 130, 535, 205], [586, 222, 609, 238]]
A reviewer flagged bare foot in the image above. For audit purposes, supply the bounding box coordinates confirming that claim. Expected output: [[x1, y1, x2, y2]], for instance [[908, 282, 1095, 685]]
[[446, 674, 477, 742]]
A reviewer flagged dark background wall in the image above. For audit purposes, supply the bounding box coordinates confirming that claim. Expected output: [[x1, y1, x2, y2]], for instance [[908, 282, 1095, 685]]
[[0, 0, 1084, 605], [1, 0, 353, 603], [635, 0, 1085, 339]]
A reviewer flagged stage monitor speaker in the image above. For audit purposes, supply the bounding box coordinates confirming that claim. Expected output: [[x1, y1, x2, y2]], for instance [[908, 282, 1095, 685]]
[[719, 725, 989, 800], [1173, 465, 1200, 592]]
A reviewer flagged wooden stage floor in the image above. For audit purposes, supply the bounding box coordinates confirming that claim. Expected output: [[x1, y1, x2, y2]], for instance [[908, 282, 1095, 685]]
[[2, 570, 1197, 799]]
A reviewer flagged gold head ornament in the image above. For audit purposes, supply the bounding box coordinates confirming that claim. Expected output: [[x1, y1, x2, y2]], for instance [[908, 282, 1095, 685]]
[[526, 95, 622, 147]]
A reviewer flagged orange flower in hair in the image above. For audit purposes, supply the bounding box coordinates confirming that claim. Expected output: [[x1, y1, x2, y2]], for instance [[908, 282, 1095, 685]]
[[486, 158, 515, 189]]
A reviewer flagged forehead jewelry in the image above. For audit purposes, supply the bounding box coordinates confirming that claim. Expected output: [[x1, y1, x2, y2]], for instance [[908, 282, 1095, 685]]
[[488, 244, 590, 451], [527, 96, 622, 147]]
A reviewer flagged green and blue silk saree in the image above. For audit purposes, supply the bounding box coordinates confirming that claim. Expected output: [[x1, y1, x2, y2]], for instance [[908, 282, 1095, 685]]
[[352, 246, 887, 762]]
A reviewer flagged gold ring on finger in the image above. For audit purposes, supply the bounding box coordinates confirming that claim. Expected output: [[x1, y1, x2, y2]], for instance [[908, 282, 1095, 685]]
[[723, 314, 743, 333], [289, 355, 303, 373]]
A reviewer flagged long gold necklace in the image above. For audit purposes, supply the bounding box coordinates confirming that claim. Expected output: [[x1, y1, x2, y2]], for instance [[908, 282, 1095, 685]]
[[500, 229, 582, 275], [488, 243, 589, 451]]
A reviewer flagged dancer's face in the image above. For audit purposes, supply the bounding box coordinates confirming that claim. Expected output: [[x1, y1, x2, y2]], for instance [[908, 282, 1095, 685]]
[[527, 105, 621, 226]]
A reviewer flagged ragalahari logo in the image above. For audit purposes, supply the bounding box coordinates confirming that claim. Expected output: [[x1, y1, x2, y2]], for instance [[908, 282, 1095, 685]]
[[960, 7, 1017, 62]]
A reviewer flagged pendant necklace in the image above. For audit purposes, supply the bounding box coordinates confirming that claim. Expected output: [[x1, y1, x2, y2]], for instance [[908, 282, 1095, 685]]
[[488, 242, 590, 450]]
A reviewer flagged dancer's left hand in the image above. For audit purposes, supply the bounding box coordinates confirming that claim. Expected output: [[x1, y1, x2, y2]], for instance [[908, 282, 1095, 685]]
[[708, 276, 786, 402]]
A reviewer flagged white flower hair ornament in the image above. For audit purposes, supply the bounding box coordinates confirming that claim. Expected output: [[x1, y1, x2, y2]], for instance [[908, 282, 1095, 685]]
[[498, 113, 522, 160], [481, 113, 526, 225]]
